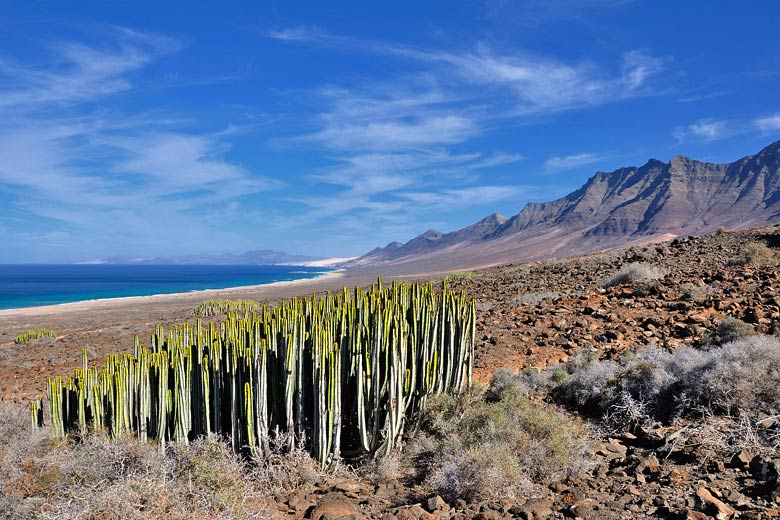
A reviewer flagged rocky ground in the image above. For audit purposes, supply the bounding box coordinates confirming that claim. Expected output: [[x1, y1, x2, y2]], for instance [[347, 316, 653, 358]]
[[3, 225, 780, 519]]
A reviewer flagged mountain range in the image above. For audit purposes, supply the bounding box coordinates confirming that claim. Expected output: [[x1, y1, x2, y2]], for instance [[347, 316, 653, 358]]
[[88, 250, 322, 266], [345, 141, 780, 274]]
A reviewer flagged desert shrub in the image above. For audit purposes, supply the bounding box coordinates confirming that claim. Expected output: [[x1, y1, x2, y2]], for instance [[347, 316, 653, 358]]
[[689, 336, 780, 416], [445, 271, 474, 282], [192, 298, 260, 316], [554, 349, 619, 410], [0, 422, 276, 519], [419, 389, 590, 502], [550, 336, 780, 431], [14, 329, 57, 344], [484, 367, 559, 401], [250, 432, 330, 494], [602, 263, 666, 288], [713, 316, 756, 345], [728, 241, 780, 266], [680, 283, 715, 302], [507, 291, 560, 307]]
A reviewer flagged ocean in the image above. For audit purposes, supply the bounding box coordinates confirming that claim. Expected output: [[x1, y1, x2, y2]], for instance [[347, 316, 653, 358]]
[[0, 264, 332, 310]]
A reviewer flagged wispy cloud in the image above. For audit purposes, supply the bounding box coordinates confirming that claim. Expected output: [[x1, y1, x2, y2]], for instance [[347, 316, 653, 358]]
[[672, 119, 730, 143], [545, 152, 607, 171], [0, 29, 276, 260], [429, 48, 665, 114], [265, 30, 667, 117], [0, 29, 178, 110], [755, 113, 780, 133], [396, 185, 526, 209], [263, 28, 666, 238]]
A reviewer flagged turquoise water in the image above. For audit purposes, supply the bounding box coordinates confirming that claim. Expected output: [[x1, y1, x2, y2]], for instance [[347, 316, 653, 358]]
[[0, 264, 331, 310]]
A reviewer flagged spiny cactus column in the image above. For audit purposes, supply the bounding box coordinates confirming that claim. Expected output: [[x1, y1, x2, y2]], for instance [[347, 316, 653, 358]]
[[35, 278, 475, 465]]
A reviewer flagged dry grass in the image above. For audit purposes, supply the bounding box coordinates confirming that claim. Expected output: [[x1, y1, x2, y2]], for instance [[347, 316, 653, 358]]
[[602, 263, 666, 288], [0, 404, 344, 519], [414, 387, 591, 502], [728, 240, 780, 266], [526, 336, 780, 457]]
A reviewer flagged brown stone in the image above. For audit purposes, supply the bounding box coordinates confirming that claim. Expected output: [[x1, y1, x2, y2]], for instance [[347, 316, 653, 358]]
[[696, 487, 736, 520], [309, 495, 361, 520]]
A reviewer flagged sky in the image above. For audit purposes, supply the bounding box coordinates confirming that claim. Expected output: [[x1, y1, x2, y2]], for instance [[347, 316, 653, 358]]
[[0, 1, 779, 263]]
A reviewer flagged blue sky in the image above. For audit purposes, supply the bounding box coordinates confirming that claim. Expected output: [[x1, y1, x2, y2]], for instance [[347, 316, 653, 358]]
[[0, 1, 779, 263]]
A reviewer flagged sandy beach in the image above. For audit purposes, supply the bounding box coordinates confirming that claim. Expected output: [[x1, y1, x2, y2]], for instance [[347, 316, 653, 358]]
[[0, 269, 397, 402]]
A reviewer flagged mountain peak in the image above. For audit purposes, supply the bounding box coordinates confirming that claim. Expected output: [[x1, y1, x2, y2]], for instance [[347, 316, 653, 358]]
[[477, 213, 507, 225], [348, 141, 780, 274]]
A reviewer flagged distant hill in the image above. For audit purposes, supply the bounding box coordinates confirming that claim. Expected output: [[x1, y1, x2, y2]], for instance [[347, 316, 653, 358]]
[[91, 249, 322, 266], [346, 141, 780, 274]]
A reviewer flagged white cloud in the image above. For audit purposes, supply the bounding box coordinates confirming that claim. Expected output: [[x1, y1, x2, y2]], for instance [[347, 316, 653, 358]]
[[0, 29, 178, 110], [306, 114, 477, 151], [545, 152, 606, 171], [397, 185, 524, 208], [430, 48, 665, 113], [0, 30, 276, 260], [673, 120, 729, 143], [755, 114, 780, 133]]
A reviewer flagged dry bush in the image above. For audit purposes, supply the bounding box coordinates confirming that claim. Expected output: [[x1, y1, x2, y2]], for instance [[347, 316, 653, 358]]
[[0, 413, 277, 520], [602, 263, 666, 288], [728, 241, 780, 266], [548, 336, 780, 438], [713, 316, 757, 346], [554, 349, 619, 410], [249, 432, 331, 495], [664, 413, 778, 462], [417, 388, 591, 502], [507, 291, 561, 307], [680, 283, 716, 303], [691, 336, 780, 416]]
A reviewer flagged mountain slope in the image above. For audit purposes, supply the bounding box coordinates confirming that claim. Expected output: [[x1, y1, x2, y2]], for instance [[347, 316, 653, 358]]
[[348, 141, 780, 274], [94, 249, 321, 265]]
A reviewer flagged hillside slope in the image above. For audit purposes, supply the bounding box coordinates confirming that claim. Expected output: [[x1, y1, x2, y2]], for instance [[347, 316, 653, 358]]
[[348, 141, 780, 274]]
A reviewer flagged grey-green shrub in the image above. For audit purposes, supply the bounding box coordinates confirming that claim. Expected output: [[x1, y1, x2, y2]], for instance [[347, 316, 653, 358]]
[[418, 387, 590, 502], [602, 263, 666, 288], [714, 317, 756, 346], [728, 241, 780, 266]]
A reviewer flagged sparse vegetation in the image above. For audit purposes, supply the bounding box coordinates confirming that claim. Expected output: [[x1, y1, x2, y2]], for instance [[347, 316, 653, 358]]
[[713, 316, 757, 345], [14, 329, 57, 344], [417, 385, 590, 502], [192, 298, 259, 316], [446, 271, 474, 282], [680, 282, 715, 302], [513, 335, 780, 452], [728, 240, 780, 266], [602, 262, 666, 288], [507, 291, 560, 306]]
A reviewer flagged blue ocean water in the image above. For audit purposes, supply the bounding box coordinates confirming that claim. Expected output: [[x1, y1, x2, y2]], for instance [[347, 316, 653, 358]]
[[0, 264, 332, 310]]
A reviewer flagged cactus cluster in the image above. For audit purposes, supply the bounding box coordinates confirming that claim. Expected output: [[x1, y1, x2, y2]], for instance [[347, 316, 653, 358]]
[[35, 279, 475, 465], [15, 328, 57, 344], [193, 298, 260, 317]]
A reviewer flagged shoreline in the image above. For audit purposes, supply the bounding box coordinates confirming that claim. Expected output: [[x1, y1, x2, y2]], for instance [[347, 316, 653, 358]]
[[0, 269, 345, 318]]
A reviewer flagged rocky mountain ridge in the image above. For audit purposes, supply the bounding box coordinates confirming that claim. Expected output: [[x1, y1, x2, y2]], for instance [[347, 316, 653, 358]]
[[348, 141, 780, 274]]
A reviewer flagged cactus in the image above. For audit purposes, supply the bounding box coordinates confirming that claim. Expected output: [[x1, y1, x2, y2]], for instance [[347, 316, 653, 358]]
[[33, 279, 475, 465], [15, 328, 57, 344], [193, 299, 259, 317]]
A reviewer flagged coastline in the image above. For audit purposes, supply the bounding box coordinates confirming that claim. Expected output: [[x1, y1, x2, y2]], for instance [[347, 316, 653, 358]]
[[0, 269, 345, 318]]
